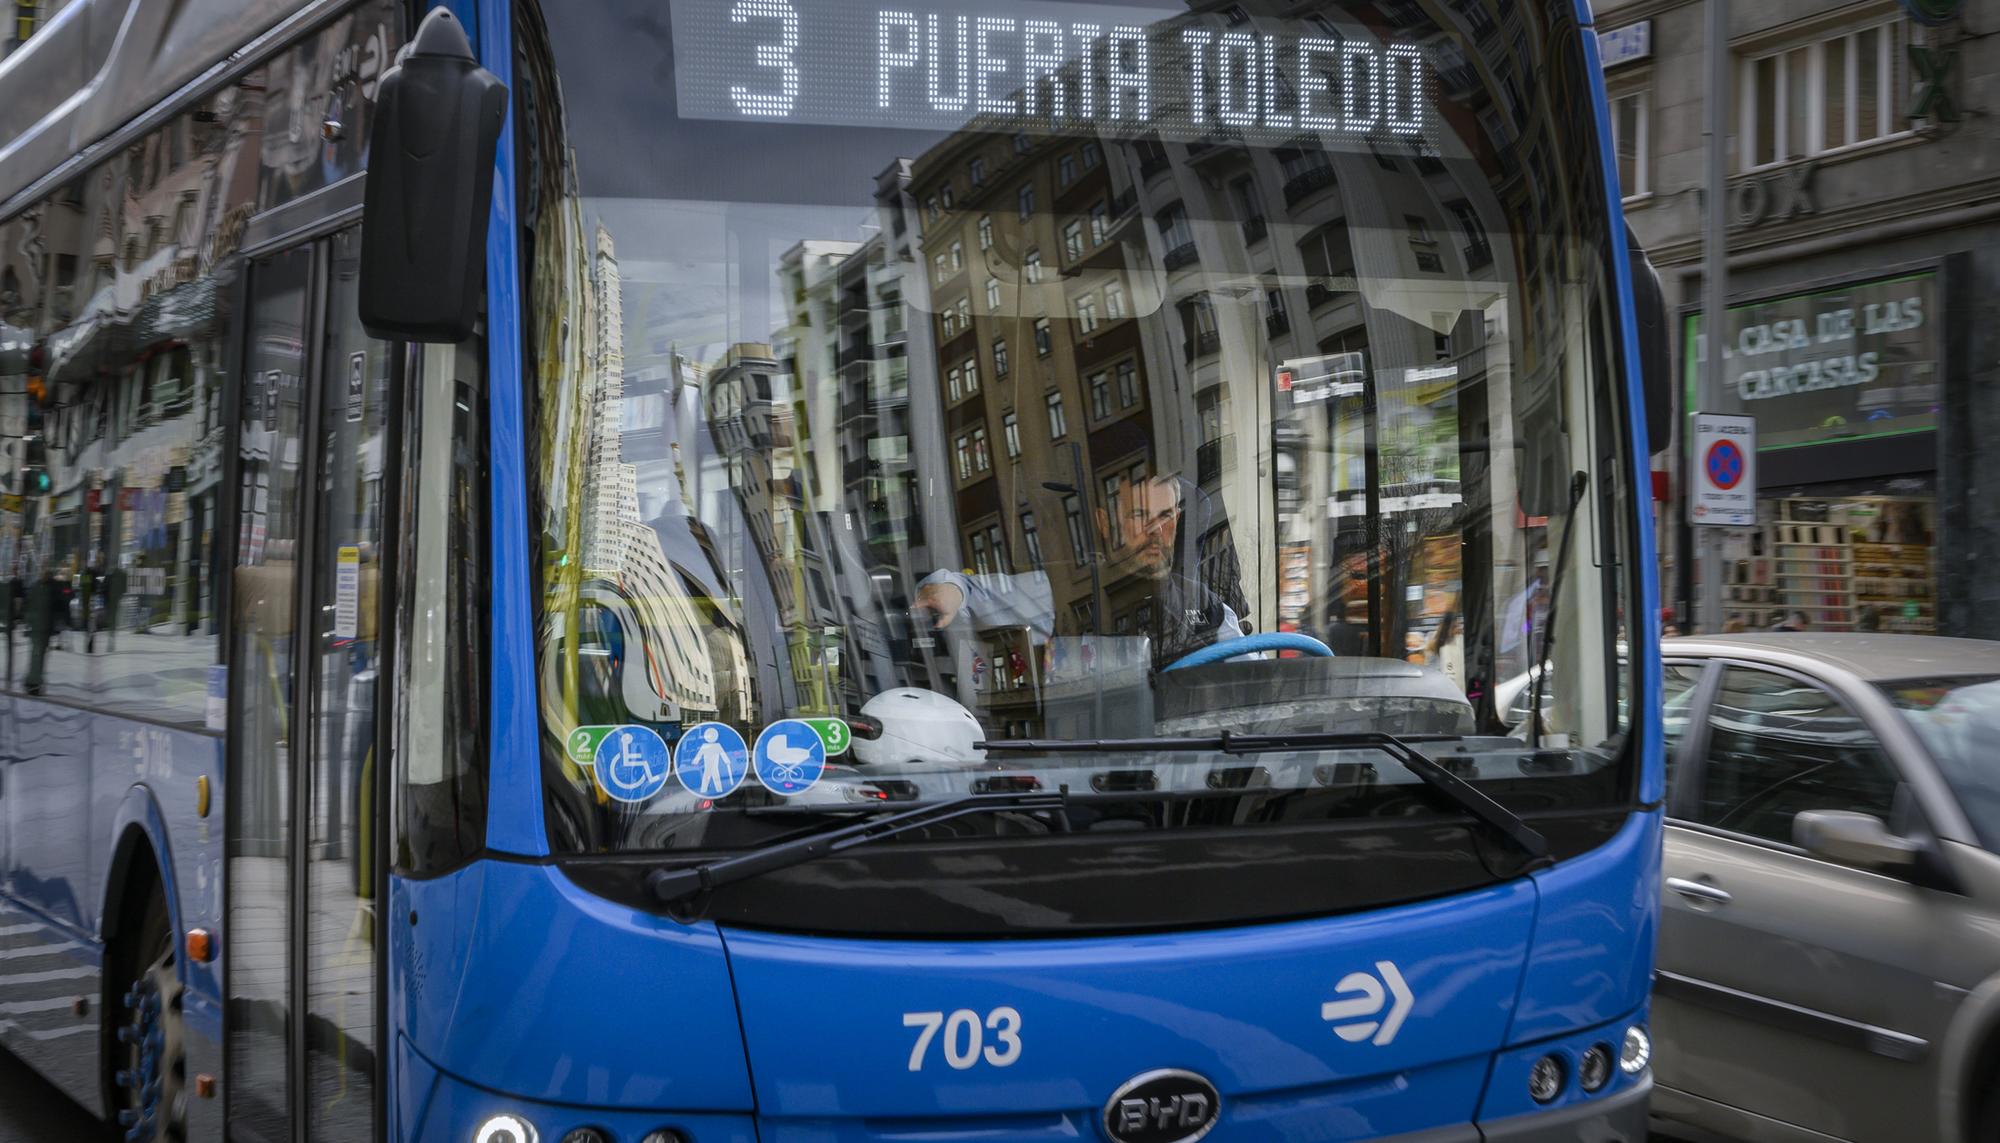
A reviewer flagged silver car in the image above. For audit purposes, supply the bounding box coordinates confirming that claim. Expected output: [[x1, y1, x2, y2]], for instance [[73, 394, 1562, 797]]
[[1652, 634, 2000, 1143]]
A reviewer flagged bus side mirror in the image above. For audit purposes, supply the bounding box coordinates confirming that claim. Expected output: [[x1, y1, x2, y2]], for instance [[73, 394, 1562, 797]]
[[1626, 226, 1672, 455], [358, 8, 508, 344]]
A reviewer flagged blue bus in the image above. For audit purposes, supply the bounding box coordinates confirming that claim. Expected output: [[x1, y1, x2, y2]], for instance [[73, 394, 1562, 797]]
[[0, 0, 1670, 1139]]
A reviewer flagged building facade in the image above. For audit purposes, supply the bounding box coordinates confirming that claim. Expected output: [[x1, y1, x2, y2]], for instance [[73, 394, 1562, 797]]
[[1599, 0, 2000, 635]]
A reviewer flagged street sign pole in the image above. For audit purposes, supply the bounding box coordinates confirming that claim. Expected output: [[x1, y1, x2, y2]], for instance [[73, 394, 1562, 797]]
[[1700, 0, 1731, 633]]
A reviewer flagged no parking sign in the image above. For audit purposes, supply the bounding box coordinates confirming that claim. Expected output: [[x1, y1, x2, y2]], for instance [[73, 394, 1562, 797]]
[[1692, 413, 1756, 527]]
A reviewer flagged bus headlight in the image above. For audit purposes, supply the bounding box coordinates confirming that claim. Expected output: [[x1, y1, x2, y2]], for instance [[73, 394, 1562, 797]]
[[1527, 1054, 1565, 1103], [1578, 1043, 1613, 1092], [1619, 1025, 1651, 1076], [474, 1113, 538, 1143]]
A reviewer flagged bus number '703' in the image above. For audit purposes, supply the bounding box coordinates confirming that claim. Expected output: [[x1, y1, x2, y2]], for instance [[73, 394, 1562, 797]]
[[903, 1007, 1024, 1071]]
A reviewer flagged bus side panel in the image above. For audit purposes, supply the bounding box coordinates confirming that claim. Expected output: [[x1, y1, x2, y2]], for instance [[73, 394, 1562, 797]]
[[0, 695, 104, 1112], [0, 695, 225, 1132], [95, 718, 228, 1143]]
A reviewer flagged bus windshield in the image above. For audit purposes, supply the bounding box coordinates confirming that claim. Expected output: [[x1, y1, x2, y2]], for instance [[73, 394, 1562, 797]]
[[521, 0, 1639, 856]]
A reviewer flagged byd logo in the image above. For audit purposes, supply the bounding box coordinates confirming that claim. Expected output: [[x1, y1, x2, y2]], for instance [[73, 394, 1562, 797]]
[[1320, 960, 1414, 1046]]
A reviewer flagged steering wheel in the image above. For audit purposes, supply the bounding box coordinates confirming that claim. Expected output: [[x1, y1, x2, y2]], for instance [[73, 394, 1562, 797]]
[[1164, 632, 1335, 672]]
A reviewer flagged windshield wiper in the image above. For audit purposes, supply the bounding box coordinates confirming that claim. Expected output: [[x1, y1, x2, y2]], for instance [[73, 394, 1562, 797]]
[[979, 730, 1548, 860], [646, 789, 1069, 919], [1531, 470, 1591, 748]]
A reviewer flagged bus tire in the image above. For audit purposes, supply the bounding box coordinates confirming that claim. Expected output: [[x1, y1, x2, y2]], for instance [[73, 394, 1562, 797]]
[[109, 886, 186, 1142], [1976, 1078, 2000, 1143]]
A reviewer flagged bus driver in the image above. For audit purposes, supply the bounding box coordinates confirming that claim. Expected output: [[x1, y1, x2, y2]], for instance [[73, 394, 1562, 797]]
[[910, 470, 1247, 666]]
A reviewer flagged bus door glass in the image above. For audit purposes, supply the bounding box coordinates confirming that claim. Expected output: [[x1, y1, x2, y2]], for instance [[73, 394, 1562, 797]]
[[227, 228, 388, 1143]]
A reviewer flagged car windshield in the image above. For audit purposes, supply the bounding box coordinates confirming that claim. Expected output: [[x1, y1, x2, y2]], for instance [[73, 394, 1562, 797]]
[[521, 0, 1640, 855], [1879, 676, 2000, 852]]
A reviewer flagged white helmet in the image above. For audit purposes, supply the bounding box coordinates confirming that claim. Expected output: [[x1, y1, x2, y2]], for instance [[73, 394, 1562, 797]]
[[852, 687, 986, 768]]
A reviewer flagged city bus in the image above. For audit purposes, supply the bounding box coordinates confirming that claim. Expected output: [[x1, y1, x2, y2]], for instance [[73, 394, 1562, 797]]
[[0, 0, 1670, 1140]]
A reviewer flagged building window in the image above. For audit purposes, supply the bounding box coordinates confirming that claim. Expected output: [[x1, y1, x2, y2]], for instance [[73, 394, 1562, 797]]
[[1064, 219, 1085, 261], [1610, 89, 1650, 198], [1003, 411, 1021, 457], [933, 252, 949, 283], [1089, 371, 1111, 419], [1156, 202, 1193, 250], [1034, 317, 1053, 356], [1022, 512, 1044, 565], [941, 183, 955, 210], [1081, 142, 1102, 170], [978, 215, 994, 249], [956, 296, 971, 328], [947, 365, 963, 401], [926, 196, 940, 221], [1024, 248, 1043, 283], [1058, 153, 1078, 187], [1012, 131, 1031, 154], [1117, 359, 1139, 407], [994, 338, 1009, 377], [1018, 183, 1036, 219], [1299, 224, 1356, 291], [941, 307, 958, 337], [986, 277, 1002, 310], [1447, 200, 1492, 268], [971, 425, 991, 472], [1089, 200, 1110, 244], [963, 357, 980, 393], [1046, 390, 1068, 439], [1076, 295, 1099, 334], [950, 241, 964, 270], [1105, 281, 1126, 320], [955, 434, 974, 479], [1063, 494, 1088, 559], [970, 530, 991, 573], [1740, 21, 1901, 171], [969, 156, 987, 185], [1407, 215, 1443, 273], [1103, 475, 1125, 546], [984, 523, 1006, 569]]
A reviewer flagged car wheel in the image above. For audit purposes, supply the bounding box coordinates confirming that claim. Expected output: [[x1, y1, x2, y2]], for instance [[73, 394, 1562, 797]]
[[111, 890, 187, 1142]]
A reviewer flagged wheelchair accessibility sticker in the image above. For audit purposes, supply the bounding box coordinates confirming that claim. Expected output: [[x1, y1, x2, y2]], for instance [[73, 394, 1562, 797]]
[[593, 725, 672, 803], [754, 719, 826, 796], [675, 722, 750, 799]]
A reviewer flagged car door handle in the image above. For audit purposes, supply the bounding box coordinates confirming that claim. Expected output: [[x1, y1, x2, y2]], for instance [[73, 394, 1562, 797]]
[[1666, 877, 1732, 905]]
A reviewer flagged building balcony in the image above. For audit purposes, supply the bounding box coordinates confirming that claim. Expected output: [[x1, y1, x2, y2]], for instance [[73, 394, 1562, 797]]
[[1183, 330, 1221, 363], [1240, 215, 1268, 245], [1283, 165, 1337, 207], [1139, 153, 1170, 181], [1196, 437, 1227, 486], [1162, 241, 1200, 272]]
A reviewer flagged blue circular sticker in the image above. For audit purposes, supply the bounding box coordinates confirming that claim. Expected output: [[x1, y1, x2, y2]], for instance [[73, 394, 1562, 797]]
[[592, 725, 672, 803], [674, 721, 750, 799], [753, 719, 827, 797]]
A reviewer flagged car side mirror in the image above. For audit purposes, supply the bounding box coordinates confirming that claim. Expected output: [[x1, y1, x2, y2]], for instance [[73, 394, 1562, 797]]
[[1794, 810, 1921, 873], [358, 8, 508, 343], [1626, 226, 1672, 455]]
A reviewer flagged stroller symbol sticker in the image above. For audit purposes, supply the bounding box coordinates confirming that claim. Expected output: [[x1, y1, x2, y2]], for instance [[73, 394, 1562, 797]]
[[674, 722, 749, 799], [753, 719, 827, 796], [592, 725, 672, 804]]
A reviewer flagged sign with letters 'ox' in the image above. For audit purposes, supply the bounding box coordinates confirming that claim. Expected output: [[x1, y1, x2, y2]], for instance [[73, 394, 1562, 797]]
[[1684, 271, 1939, 453]]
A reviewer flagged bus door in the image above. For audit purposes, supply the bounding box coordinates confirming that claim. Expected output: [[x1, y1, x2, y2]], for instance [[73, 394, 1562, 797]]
[[227, 225, 390, 1143]]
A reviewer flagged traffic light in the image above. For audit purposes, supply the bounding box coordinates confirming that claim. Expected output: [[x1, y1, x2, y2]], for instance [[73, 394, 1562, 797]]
[[21, 346, 50, 496]]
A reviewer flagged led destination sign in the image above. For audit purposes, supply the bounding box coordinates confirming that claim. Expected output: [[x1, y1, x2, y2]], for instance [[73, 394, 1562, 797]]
[[670, 0, 1434, 144]]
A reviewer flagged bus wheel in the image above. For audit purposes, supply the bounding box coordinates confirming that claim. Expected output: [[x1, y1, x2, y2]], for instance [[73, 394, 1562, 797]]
[[112, 892, 186, 1142]]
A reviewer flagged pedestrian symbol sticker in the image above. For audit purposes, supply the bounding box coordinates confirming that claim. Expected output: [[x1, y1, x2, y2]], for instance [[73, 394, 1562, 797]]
[[754, 719, 827, 796], [674, 722, 750, 799], [801, 717, 852, 756], [566, 725, 618, 768], [593, 725, 672, 803], [1705, 439, 1745, 491]]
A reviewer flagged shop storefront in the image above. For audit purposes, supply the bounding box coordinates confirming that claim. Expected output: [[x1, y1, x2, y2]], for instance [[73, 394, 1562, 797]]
[[1681, 267, 1945, 633]]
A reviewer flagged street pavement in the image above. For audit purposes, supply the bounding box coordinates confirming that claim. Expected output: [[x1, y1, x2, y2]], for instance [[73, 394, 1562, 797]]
[[0, 1045, 115, 1143]]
